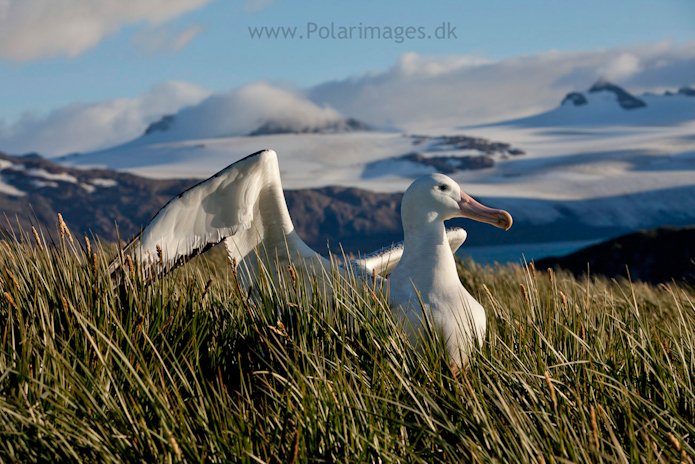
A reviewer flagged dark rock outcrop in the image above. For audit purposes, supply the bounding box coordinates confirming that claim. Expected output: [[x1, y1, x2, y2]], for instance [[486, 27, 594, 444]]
[[561, 92, 588, 107], [144, 115, 176, 135], [588, 80, 646, 110], [399, 153, 494, 174], [423, 135, 523, 155], [363, 134, 524, 178], [249, 117, 371, 136], [536, 226, 695, 284], [0, 151, 198, 245]]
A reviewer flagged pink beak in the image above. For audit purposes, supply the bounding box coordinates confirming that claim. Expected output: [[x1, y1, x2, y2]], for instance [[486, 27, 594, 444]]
[[458, 190, 513, 230]]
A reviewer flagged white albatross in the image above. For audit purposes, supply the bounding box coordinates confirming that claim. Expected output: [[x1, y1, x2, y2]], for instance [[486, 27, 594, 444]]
[[110, 149, 512, 367]]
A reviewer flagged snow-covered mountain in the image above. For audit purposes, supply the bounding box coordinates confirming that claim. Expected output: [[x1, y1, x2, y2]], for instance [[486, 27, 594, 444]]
[[47, 80, 695, 260], [485, 80, 695, 127], [61, 80, 695, 192], [142, 113, 371, 139], [106, 82, 373, 148]]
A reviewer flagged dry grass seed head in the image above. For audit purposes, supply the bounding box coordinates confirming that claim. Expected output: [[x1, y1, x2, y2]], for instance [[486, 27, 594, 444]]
[[544, 371, 557, 409], [482, 284, 494, 302], [202, 279, 214, 303], [32, 227, 43, 251], [2, 241, 15, 265], [520, 284, 530, 307], [168, 433, 182, 461], [288, 429, 300, 464], [6, 270, 19, 291], [57, 213, 74, 245], [288, 265, 296, 286], [559, 291, 568, 311], [125, 255, 135, 276], [231, 257, 239, 282], [527, 261, 536, 277], [667, 432, 681, 452], [4, 291, 18, 311], [57, 214, 66, 240]]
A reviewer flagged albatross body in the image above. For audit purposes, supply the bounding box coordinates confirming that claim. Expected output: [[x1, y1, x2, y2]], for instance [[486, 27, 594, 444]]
[[388, 174, 512, 367], [110, 150, 512, 368]]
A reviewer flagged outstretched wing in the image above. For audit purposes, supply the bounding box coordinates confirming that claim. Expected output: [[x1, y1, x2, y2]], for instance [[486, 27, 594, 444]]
[[352, 227, 467, 277], [109, 149, 326, 280]]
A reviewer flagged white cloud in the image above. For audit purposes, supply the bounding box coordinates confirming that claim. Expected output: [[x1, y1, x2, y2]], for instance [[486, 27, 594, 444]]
[[2, 40, 694, 157], [161, 82, 344, 140], [131, 23, 204, 54], [172, 24, 204, 50], [396, 52, 491, 77], [597, 53, 643, 82], [0, 81, 342, 155], [0, 81, 210, 156], [309, 40, 695, 130], [0, 0, 214, 61]]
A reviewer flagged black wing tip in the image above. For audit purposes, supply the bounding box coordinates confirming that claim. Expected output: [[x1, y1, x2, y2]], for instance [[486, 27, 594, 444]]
[[237, 149, 275, 164], [249, 148, 275, 158], [112, 148, 275, 281], [134, 149, 276, 242]]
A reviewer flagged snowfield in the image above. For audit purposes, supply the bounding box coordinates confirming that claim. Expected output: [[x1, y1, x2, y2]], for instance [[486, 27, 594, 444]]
[[59, 85, 695, 259], [62, 90, 695, 198]]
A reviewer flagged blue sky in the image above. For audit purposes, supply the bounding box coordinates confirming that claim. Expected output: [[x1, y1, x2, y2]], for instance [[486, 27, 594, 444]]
[[1, 0, 693, 124], [0, 0, 693, 156]]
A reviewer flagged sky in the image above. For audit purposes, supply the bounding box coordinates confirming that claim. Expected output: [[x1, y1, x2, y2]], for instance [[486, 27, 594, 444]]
[[0, 0, 693, 156]]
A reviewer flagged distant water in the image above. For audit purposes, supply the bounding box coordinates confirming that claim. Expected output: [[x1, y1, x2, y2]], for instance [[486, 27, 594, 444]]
[[459, 239, 604, 265]]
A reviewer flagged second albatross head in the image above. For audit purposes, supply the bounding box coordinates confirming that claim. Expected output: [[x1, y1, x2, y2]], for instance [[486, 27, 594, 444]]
[[401, 173, 513, 230]]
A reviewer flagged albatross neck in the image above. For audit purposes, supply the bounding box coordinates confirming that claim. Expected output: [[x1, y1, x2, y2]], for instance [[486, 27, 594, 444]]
[[401, 218, 457, 277]]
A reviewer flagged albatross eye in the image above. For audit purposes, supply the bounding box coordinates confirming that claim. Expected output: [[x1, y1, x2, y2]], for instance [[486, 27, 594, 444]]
[[438, 185, 448, 191]]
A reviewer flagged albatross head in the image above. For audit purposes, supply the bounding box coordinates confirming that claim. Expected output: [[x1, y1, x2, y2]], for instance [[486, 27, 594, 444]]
[[402, 173, 513, 230]]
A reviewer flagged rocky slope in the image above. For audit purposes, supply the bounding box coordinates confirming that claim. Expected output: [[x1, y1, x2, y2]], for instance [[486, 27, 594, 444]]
[[536, 226, 695, 284], [363, 134, 525, 178], [0, 151, 197, 245], [0, 151, 402, 253], [3, 151, 695, 272]]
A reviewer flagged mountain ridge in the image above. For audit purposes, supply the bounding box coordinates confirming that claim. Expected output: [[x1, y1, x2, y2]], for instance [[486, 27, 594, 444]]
[[536, 226, 695, 284], [3, 152, 695, 258]]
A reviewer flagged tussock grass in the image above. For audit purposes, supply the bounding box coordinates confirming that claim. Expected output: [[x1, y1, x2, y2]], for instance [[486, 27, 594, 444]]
[[1, 223, 694, 463]]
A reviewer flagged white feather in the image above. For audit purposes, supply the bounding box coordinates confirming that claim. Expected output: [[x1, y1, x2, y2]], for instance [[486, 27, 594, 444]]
[[112, 150, 511, 368], [112, 149, 326, 278]]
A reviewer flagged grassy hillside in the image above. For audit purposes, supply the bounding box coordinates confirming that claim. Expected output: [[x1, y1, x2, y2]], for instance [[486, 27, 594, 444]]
[[1, 222, 694, 463]]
